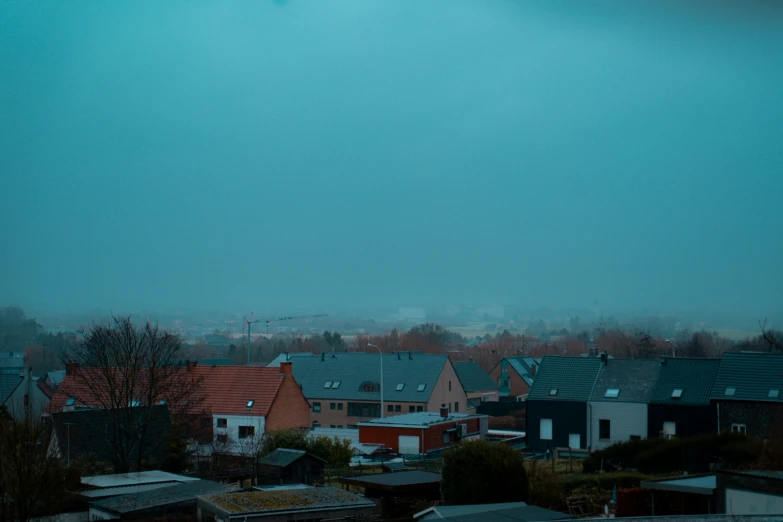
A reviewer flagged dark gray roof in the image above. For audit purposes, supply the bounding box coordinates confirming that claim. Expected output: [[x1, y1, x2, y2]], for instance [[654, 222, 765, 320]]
[[257, 448, 325, 467], [284, 352, 449, 402], [528, 356, 603, 402], [200, 486, 374, 515], [438, 504, 571, 521], [507, 357, 540, 386], [0, 373, 23, 405], [266, 352, 315, 367], [711, 352, 783, 403], [453, 361, 498, 392], [590, 359, 661, 402], [342, 470, 441, 486], [91, 480, 235, 515], [649, 357, 721, 405]]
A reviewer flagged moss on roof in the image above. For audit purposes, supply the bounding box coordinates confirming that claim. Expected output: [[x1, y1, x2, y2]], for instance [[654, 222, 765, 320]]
[[201, 487, 373, 514]]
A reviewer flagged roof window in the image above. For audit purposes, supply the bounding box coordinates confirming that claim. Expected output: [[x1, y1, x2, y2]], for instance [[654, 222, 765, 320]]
[[129, 400, 140, 407], [549, 389, 558, 397], [724, 387, 736, 396], [247, 400, 254, 408], [331, 381, 341, 389], [324, 381, 332, 389], [66, 398, 75, 406], [671, 389, 683, 399], [768, 389, 780, 399], [604, 388, 620, 398], [396, 383, 405, 391], [417, 384, 426, 392]]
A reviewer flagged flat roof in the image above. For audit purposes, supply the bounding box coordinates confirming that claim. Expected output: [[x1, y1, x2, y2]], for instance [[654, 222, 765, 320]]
[[199, 486, 374, 515], [79, 483, 181, 499], [254, 484, 311, 492], [359, 412, 483, 428], [640, 474, 716, 495], [340, 470, 441, 491], [90, 480, 236, 515], [81, 471, 200, 489]]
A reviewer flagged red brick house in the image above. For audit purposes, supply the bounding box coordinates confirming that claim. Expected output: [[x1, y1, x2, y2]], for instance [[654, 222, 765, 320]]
[[358, 409, 488, 455], [489, 356, 539, 398]]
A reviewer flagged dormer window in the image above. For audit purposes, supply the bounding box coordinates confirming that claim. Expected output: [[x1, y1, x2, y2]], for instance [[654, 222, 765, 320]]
[[724, 387, 736, 396], [66, 398, 75, 406], [247, 400, 254, 408], [331, 381, 341, 389], [604, 388, 620, 398], [360, 381, 378, 393], [671, 389, 683, 399], [396, 384, 405, 391], [769, 389, 780, 399], [549, 389, 558, 397], [324, 381, 332, 389], [417, 384, 426, 392]]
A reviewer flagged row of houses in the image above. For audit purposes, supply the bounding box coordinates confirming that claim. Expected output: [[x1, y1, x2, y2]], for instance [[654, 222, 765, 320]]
[[526, 352, 783, 452]]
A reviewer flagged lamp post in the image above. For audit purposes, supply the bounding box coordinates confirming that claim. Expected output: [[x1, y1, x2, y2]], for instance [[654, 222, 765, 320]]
[[65, 422, 75, 467], [665, 339, 675, 358], [368, 343, 384, 418]]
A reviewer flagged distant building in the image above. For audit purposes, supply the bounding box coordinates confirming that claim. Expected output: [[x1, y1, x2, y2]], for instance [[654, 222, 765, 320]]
[[204, 334, 229, 347], [414, 502, 571, 521], [1, 367, 50, 420], [489, 357, 540, 398], [255, 449, 325, 486], [0, 351, 25, 370], [453, 360, 499, 410], [75, 471, 201, 503]]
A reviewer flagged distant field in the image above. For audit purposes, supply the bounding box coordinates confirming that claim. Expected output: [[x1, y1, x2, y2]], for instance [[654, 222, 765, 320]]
[[713, 328, 759, 341]]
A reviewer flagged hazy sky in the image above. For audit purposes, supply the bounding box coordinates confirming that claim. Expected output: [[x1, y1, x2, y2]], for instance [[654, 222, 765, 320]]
[[2, 1, 782, 318]]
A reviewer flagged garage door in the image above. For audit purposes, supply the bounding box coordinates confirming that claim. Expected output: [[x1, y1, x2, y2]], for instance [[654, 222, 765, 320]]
[[398, 435, 420, 455], [726, 488, 783, 515]]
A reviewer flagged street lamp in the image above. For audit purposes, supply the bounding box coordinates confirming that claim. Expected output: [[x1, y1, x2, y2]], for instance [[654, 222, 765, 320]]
[[367, 343, 384, 418], [665, 339, 675, 358]]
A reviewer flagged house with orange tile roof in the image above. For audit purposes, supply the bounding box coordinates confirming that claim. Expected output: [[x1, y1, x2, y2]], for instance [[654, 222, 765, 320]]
[[47, 361, 311, 456]]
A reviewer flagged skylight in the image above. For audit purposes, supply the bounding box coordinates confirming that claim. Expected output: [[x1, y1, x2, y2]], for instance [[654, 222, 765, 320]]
[[331, 381, 341, 389], [324, 381, 332, 389], [247, 400, 254, 408], [129, 400, 140, 407], [604, 388, 620, 398], [769, 389, 780, 399], [396, 383, 405, 391], [725, 387, 736, 396], [159, 399, 167, 405], [549, 389, 558, 397], [66, 398, 75, 406], [671, 389, 683, 399], [417, 384, 426, 392]]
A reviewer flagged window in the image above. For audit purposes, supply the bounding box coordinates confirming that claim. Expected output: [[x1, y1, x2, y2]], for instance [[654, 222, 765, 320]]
[[312, 421, 319, 428], [599, 419, 611, 440], [337, 425, 343, 429], [604, 388, 620, 398], [360, 382, 378, 392], [129, 400, 140, 407], [449, 380, 452, 392], [630, 435, 642, 441], [330, 402, 336, 410], [409, 406, 415, 413], [540, 418, 553, 440], [671, 389, 683, 399], [332, 381, 341, 389], [396, 383, 405, 391], [454, 402, 459, 412], [549, 389, 558, 397], [732, 423, 747, 434], [324, 381, 333, 389], [238, 426, 255, 439], [387, 404, 394, 413], [66, 398, 75, 406], [724, 387, 736, 396], [444, 431, 451, 444], [246, 400, 254, 408], [395, 405, 401, 412], [337, 402, 343, 410], [348, 424, 358, 429], [769, 389, 780, 399], [347, 402, 381, 417], [448, 403, 452, 413], [330, 425, 336, 428], [216, 434, 228, 443], [312, 402, 321, 412], [417, 406, 423, 412], [217, 418, 227, 428], [417, 384, 426, 392], [663, 421, 676, 437]]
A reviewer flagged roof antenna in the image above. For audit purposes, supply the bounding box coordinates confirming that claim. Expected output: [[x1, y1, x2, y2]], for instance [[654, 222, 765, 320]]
[[331, 346, 336, 359], [408, 351, 413, 360], [321, 352, 325, 362], [397, 352, 401, 360]]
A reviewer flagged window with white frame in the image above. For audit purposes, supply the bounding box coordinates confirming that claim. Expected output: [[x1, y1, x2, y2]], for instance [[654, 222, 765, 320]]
[[731, 423, 747, 434], [540, 418, 553, 440]]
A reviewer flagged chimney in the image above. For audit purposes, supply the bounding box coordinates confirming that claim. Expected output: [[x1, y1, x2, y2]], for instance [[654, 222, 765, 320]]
[[660, 354, 668, 366], [440, 407, 448, 418], [280, 361, 292, 376], [408, 351, 412, 360], [321, 352, 325, 362], [397, 352, 401, 360], [65, 361, 79, 375], [531, 363, 537, 377], [186, 360, 197, 372], [600, 351, 608, 365]]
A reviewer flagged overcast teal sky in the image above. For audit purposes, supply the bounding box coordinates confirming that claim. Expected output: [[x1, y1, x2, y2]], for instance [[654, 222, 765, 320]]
[[2, 1, 782, 318]]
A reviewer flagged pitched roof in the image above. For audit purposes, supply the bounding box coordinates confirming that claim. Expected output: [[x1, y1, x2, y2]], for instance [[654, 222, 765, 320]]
[[0, 373, 23, 405], [200, 486, 374, 515], [283, 352, 449, 402], [453, 361, 498, 392], [47, 370, 66, 387], [257, 448, 325, 467], [417, 502, 571, 521], [90, 479, 236, 515], [266, 353, 315, 367], [51, 405, 173, 467], [528, 356, 603, 402], [37, 378, 55, 399], [590, 359, 661, 402], [48, 364, 290, 416], [649, 357, 721, 405], [711, 352, 783, 403]]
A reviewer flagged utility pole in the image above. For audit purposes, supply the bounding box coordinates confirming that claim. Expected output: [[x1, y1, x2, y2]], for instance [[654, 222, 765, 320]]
[[368, 343, 384, 418], [65, 422, 75, 467], [244, 313, 260, 365]]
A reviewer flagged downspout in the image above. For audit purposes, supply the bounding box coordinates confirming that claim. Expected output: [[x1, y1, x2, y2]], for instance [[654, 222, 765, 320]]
[[717, 402, 720, 434], [586, 362, 603, 452]]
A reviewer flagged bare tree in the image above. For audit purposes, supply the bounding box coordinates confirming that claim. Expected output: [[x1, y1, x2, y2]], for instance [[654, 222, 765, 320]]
[[761, 320, 782, 352], [63, 316, 203, 473]]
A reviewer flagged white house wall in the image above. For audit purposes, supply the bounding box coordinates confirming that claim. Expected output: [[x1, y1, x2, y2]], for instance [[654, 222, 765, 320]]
[[88, 507, 118, 520], [588, 402, 647, 451], [212, 414, 265, 456]]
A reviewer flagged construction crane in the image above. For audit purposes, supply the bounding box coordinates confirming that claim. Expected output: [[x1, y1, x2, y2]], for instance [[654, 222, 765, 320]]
[[243, 313, 329, 365]]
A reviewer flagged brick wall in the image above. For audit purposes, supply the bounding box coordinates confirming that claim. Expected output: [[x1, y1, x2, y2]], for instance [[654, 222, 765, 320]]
[[489, 364, 530, 397], [265, 366, 311, 432], [717, 401, 783, 440]]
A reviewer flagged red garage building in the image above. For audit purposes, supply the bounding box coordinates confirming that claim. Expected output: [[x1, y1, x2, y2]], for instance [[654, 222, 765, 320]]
[[358, 409, 488, 456]]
